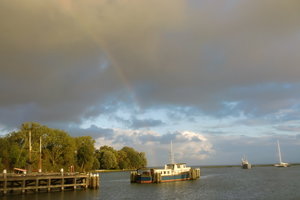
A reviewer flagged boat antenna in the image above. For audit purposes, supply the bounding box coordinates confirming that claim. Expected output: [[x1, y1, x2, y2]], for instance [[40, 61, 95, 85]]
[[169, 140, 175, 164]]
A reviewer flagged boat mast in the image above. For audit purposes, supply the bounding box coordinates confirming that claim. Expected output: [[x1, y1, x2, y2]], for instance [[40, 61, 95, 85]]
[[28, 129, 32, 173], [39, 136, 42, 172], [277, 140, 282, 163], [169, 140, 175, 164]]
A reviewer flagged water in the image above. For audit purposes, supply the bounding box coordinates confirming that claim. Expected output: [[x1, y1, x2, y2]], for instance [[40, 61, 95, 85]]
[[3, 166, 300, 200]]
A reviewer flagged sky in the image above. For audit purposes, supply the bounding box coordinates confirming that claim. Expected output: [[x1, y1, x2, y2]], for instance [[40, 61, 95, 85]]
[[1, 0, 300, 166]]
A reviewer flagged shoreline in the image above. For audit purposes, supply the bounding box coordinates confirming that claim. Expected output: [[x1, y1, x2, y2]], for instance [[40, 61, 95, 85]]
[[198, 163, 300, 168], [93, 163, 300, 172]]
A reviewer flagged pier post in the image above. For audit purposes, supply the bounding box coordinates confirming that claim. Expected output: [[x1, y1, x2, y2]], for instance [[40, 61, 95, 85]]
[[3, 169, 7, 195], [88, 174, 99, 189], [73, 178, 76, 190], [61, 168, 64, 191], [22, 179, 25, 193], [36, 179, 39, 192], [130, 171, 137, 183], [48, 179, 51, 192], [97, 174, 100, 188], [85, 175, 88, 189]]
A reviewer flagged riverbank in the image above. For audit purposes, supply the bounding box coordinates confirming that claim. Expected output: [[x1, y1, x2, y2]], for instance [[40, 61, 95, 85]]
[[92, 163, 300, 173], [94, 169, 133, 173], [199, 163, 300, 168]]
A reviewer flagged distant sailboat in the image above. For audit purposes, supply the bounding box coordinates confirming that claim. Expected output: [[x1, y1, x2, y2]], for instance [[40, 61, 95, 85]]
[[274, 140, 289, 167], [241, 155, 251, 169]]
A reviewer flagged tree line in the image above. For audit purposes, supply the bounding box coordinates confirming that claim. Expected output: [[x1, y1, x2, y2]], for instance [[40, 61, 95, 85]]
[[0, 122, 147, 172]]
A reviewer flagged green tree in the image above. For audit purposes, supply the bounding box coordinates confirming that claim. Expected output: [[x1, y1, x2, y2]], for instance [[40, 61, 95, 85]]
[[121, 146, 147, 169], [11, 122, 77, 172], [96, 146, 119, 169], [75, 136, 96, 172], [0, 137, 9, 170], [117, 150, 130, 169], [100, 151, 118, 169], [92, 158, 100, 170], [0, 158, 2, 171], [96, 145, 147, 170], [2, 129, 28, 170], [42, 130, 76, 171], [138, 152, 147, 168], [0, 122, 148, 172], [99, 145, 117, 153]]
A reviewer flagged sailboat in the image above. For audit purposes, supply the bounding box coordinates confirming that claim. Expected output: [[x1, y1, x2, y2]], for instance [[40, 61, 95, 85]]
[[241, 155, 251, 169], [274, 140, 289, 167]]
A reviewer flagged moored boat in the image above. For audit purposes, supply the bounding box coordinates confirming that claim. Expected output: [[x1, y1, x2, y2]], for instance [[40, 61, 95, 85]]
[[130, 163, 200, 183], [241, 156, 251, 169], [130, 141, 200, 183]]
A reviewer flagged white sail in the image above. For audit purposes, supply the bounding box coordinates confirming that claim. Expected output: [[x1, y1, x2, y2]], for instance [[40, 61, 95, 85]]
[[277, 140, 282, 163], [274, 140, 289, 167]]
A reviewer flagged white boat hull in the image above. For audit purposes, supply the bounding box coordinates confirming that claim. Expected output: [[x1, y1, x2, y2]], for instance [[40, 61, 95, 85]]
[[274, 162, 289, 167]]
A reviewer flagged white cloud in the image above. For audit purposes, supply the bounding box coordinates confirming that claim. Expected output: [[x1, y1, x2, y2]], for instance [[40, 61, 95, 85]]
[[94, 129, 214, 166], [93, 127, 300, 166]]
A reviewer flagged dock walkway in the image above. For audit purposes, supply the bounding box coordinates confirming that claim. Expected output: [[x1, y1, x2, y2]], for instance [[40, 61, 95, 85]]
[[0, 172, 99, 195]]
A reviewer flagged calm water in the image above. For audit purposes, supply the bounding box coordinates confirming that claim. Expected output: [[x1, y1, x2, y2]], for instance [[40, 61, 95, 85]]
[[3, 166, 300, 200]]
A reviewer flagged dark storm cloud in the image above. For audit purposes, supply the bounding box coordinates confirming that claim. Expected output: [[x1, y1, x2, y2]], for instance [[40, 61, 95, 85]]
[[165, 106, 200, 122], [117, 0, 300, 115], [129, 117, 164, 129], [0, 0, 185, 130], [1, 0, 300, 131], [66, 125, 114, 139]]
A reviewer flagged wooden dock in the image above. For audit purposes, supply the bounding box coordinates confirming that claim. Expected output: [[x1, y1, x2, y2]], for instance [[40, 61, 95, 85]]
[[0, 172, 99, 195]]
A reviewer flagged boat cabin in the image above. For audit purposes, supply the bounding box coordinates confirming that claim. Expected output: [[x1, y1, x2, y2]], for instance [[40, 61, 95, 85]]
[[153, 163, 191, 176]]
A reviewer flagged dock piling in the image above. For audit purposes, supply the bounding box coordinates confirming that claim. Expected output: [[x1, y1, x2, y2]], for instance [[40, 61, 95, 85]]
[[3, 170, 7, 195], [88, 174, 99, 189]]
